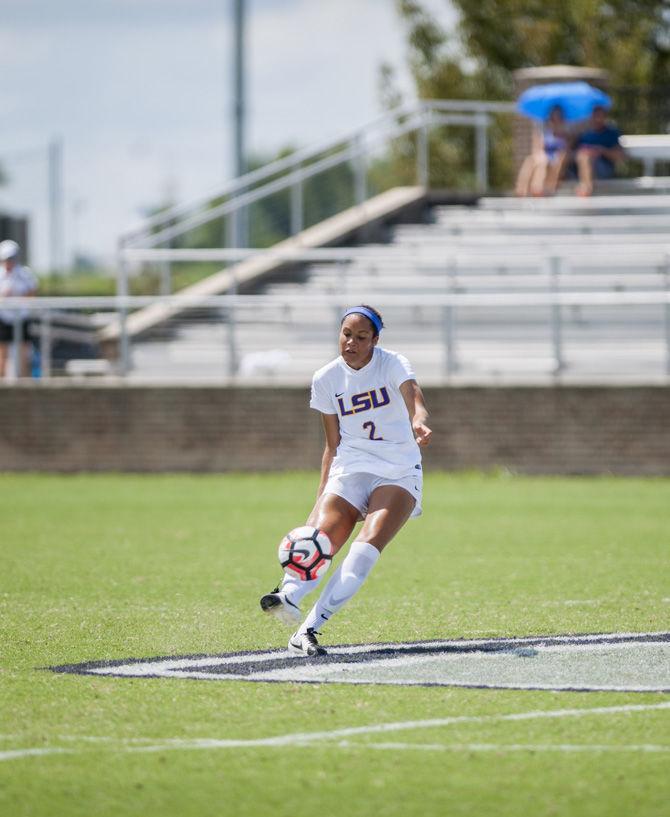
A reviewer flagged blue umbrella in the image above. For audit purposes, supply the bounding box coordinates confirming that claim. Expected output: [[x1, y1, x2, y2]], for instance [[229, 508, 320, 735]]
[[517, 81, 611, 122]]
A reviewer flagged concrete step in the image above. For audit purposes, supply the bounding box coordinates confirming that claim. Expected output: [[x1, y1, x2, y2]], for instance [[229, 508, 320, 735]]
[[397, 220, 670, 238], [123, 191, 670, 383], [475, 194, 670, 216]]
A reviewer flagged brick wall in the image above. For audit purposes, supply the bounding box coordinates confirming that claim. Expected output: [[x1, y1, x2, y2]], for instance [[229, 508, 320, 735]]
[[0, 383, 668, 474]]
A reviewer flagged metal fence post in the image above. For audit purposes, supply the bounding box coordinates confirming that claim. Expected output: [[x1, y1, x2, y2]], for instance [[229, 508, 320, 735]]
[[475, 112, 489, 192], [237, 192, 249, 249], [353, 134, 367, 205], [117, 247, 131, 376], [226, 208, 239, 249], [117, 239, 128, 298], [12, 312, 21, 378], [337, 260, 348, 296], [226, 201, 248, 250], [160, 239, 172, 296], [549, 256, 564, 375], [40, 311, 52, 379], [118, 307, 130, 377], [417, 108, 430, 188], [226, 296, 238, 378], [290, 161, 304, 236], [664, 254, 670, 376], [334, 304, 344, 356], [442, 305, 457, 377], [443, 260, 459, 376]]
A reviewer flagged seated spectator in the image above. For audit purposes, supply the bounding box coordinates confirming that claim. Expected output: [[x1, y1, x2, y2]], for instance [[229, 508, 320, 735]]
[[515, 105, 569, 197], [573, 105, 625, 196], [0, 240, 38, 378]]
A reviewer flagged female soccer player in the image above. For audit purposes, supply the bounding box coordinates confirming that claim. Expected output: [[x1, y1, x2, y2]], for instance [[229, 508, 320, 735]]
[[260, 305, 432, 656]]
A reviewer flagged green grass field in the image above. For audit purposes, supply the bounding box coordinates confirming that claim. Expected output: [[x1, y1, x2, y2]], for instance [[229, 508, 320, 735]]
[[1, 472, 668, 817]]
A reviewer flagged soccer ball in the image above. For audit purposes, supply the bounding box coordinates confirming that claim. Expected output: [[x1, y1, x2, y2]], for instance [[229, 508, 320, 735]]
[[278, 526, 333, 581]]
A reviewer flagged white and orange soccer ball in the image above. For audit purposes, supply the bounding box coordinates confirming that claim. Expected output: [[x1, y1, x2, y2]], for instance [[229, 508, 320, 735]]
[[278, 526, 333, 581]]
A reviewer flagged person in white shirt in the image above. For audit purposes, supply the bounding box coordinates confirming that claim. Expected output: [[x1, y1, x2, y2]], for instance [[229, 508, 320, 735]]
[[260, 305, 432, 656], [0, 240, 38, 378]]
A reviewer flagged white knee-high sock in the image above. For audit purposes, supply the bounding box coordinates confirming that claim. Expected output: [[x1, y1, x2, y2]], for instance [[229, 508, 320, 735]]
[[279, 573, 326, 607], [299, 541, 380, 634]]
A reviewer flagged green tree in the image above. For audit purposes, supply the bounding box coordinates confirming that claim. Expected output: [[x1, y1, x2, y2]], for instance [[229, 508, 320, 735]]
[[134, 148, 358, 293], [179, 148, 356, 250], [388, 0, 670, 188], [453, 0, 670, 89]]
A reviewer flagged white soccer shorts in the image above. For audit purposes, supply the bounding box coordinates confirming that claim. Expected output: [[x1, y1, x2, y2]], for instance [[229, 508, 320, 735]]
[[323, 469, 423, 519]]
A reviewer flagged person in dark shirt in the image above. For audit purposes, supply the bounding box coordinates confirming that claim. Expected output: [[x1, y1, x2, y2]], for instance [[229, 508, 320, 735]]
[[574, 105, 625, 196]]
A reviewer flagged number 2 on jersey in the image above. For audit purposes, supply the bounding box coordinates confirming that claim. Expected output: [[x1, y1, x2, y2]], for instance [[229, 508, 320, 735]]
[[363, 421, 383, 441]]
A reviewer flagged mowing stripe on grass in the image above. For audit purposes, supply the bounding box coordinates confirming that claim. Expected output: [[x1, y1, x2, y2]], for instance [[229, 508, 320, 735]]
[[334, 742, 670, 753]]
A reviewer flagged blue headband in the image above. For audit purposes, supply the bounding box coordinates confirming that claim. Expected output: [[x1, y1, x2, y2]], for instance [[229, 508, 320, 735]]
[[342, 306, 383, 335]]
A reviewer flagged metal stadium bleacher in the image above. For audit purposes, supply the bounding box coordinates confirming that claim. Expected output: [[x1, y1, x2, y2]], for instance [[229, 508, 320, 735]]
[[122, 192, 670, 384], [5, 100, 667, 383]]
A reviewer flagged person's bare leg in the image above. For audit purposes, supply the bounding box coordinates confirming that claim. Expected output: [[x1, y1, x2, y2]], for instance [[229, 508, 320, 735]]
[[296, 486, 416, 641], [357, 484, 417, 552], [306, 492, 360, 556], [529, 155, 549, 196], [262, 493, 360, 625], [19, 342, 32, 378], [545, 151, 567, 194], [576, 149, 594, 196], [515, 155, 537, 197], [0, 344, 8, 378]]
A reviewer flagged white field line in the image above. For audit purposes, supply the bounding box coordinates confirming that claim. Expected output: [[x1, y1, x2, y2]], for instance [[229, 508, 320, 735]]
[[129, 701, 670, 750], [0, 748, 71, 761], [3, 701, 668, 762]]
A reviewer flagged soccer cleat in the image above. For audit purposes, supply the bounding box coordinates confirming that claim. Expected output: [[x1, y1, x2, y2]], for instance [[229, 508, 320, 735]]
[[260, 587, 301, 626], [288, 628, 327, 657]]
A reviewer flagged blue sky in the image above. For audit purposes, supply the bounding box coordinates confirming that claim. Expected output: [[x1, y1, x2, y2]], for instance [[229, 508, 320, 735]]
[[0, 0, 454, 270]]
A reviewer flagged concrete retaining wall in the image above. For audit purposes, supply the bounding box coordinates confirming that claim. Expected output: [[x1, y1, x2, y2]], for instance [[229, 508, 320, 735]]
[[0, 384, 668, 474]]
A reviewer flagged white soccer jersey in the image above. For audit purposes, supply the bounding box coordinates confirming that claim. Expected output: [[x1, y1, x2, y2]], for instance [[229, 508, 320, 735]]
[[310, 346, 421, 479]]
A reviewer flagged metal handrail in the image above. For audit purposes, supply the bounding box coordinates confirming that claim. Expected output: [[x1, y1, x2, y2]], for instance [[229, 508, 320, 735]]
[[127, 111, 431, 249], [121, 247, 670, 263], [119, 99, 515, 250], [422, 98, 516, 114], [3, 288, 668, 381], [5, 291, 670, 310], [120, 102, 418, 242]]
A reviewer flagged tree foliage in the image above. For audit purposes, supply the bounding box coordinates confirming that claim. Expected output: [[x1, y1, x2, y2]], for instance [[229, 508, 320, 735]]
[[389, 0, 670, 188], [397, 0, 670, 95], [454, 0, 670, 88], [145, 149, 357, 276]]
